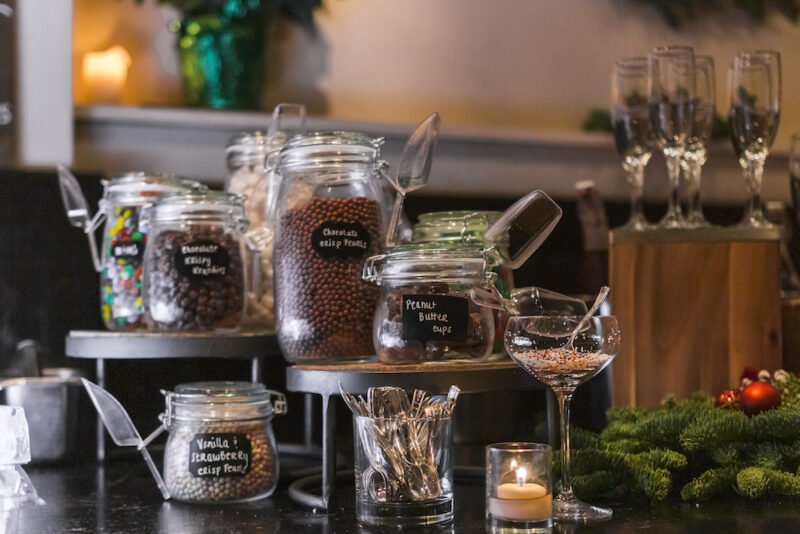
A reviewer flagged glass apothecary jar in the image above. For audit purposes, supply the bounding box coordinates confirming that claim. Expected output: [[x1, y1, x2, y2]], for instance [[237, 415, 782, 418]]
[[143, 190, 249, 331], [365, 191, 564, 364], [58, 172, 203, 330], [413, 211, 514, 354], [161, 382, 287, 504], [363, 244, 497, 364], [272, 131, 387, 363], [225, 105, 304, 331], [226, 132, 277, 330]]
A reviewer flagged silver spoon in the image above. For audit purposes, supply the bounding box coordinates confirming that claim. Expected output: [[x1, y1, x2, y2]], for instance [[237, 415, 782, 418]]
[[385, 112, 441, 246], [563, 286, 609, 352]]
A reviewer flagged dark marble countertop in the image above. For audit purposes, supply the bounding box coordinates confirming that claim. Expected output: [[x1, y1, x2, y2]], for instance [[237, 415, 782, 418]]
[[15, 456, 800, 534]]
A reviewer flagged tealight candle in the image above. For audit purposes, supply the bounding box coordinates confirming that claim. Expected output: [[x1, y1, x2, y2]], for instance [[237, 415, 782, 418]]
[[489, 467, 553, 521], [486, 443, 553, 532], [83, 46, 131, 105]]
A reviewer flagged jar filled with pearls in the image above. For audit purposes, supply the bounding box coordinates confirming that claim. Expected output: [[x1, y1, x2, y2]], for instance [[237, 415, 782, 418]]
[[143, 190, 249, 332], [160, 381, 287, 503]]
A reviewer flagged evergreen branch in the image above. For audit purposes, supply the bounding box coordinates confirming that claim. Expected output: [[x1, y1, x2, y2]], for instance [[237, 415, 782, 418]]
[[710, 444, 741, 466], [570, 426, 604, 450], [624, 0, 800, 28], [680, 409, 753, 453], [737, 466, 800, 498], [680, 467, 739, 501], [605, 438, 651, 454], [751, 408, 800, 442], [637, 449, 688, 471], [606, 405, 647, 424], [572, 471, 621, 498]]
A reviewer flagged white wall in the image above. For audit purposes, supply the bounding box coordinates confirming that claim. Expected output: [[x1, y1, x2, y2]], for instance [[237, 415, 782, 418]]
[[16, 0, 73, 165], [74, 0, 800, 147]]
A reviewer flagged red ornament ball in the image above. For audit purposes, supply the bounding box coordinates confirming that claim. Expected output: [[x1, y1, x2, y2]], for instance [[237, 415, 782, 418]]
[[740, 366, 760, 383], [715, 389, 740, 409], [740, 382, 782, 415]]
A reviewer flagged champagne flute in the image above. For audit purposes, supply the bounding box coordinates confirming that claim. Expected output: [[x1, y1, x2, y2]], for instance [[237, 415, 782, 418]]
[[612, 57, 654, 231], [648, 45, 696, 229], [791, 133, 800, 215], [729, 50, 781, 227], [504, 315, 621, 523], [681, 55, 716, 228]]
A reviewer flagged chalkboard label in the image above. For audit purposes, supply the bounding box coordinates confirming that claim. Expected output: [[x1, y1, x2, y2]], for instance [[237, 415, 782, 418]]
[[311, 221, 371, 258], [189, 432, 251, 478], [401, 294, 468, 342], [174, 239, 229, 279], [110, 239, 143, 262]]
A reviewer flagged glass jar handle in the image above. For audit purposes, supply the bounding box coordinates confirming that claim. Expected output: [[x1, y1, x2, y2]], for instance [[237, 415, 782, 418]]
[[243, 229, 268, 296], [362, 254, 385, 283], [469, 285, 518, 315], [267, 390, 288, 415]]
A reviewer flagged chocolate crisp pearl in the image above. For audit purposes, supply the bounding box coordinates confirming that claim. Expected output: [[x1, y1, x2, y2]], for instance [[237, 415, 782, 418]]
[[145, 225, 244, 331], [274, 197, 384, 362], [164, 419, 277, 503]]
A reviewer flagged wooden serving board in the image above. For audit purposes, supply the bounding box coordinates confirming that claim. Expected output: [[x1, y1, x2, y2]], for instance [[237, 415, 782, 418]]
[[609, 227, 782, 407]]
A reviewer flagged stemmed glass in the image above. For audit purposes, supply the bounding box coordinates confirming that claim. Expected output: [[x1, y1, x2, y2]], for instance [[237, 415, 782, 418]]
[[648, 46, 696, 229], [791, 133, 800, 211], [681, 55, 716, 228], [505, 315, 621, 523], [612, 57, 654, 231], [728, 50, 781, 227]]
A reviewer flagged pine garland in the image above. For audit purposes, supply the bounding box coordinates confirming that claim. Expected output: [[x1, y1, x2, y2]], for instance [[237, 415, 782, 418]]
[[557, 370, 800, 502]]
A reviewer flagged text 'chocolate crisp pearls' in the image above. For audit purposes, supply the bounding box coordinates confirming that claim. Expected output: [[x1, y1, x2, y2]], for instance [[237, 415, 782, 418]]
[[275, 196, 384, 362]]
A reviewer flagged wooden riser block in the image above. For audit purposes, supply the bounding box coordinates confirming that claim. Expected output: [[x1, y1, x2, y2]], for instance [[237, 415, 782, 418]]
[[610, 234, 781, 408]]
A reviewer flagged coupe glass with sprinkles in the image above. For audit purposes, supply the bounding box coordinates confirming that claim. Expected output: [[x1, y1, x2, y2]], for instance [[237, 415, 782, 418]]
[[504, 315, 621, 524]]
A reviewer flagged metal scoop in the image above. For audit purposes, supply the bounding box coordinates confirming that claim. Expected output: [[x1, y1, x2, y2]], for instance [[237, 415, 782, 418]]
[[267, 103, 306, 144], [57, 166, 103, 272], [81, 379, 170, 500], [385, 112, 441, 246]]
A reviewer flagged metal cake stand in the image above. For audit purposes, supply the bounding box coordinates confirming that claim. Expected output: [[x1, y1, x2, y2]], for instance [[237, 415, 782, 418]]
[[66, 329, 279, 460], [285, 359, 548, 512]]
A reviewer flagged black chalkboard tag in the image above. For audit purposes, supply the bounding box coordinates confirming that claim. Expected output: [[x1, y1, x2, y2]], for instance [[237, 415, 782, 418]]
[[401, 294, 469, 342], [174, 239, 230, 279], [188, 432, 252, 478], [311, 221, 371, 258], [110, 239, 143, 262]]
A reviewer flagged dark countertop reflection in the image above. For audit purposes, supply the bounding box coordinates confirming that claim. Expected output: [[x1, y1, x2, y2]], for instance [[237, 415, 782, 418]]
[[18, 455, 800, 534]]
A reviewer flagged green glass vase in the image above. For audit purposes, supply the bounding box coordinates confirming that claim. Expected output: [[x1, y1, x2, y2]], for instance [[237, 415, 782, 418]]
[[175, 1, 269, 110]]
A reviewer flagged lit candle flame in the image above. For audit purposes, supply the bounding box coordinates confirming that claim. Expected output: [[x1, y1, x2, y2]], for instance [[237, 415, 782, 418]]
[[516, 466, 527, 486], [82, 45, 131, 104]]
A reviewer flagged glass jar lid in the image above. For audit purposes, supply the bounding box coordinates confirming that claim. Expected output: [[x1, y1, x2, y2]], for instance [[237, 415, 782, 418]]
[[162, 381, 287, 424], [150, 189, 248, 226], [226, 131, 286, 162], [104, 172, 203, 205], [413, 210, 507, 245], [275, 131, 384, 170], [363, 242, 490, 283]]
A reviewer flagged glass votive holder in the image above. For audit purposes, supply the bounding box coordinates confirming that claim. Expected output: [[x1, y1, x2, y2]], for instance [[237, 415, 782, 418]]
[[486, 442, 553, 533]]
